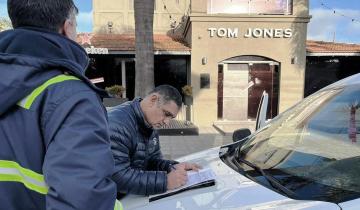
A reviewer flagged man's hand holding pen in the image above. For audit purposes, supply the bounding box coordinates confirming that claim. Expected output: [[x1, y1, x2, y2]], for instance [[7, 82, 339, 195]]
[[167, 162, 202, 190]]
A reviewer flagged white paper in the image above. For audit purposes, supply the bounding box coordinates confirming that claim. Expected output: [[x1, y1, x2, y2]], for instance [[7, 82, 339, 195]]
[[149, 168, 216, 201], [185, 168, 216, 187]]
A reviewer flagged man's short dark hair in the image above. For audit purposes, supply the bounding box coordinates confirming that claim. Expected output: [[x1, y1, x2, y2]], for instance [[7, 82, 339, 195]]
[[149, 85, 182, 108], [7, 0, 78, 32]]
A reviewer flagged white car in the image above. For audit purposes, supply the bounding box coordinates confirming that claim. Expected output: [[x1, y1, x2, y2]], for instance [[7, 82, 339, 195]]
[[121, 73, 360, 210]]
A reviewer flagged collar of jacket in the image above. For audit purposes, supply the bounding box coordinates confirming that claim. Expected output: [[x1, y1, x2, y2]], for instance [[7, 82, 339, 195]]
[[0, 27, 109, 115], [0, 27, 89, 72], [132, 98, 154, 136]]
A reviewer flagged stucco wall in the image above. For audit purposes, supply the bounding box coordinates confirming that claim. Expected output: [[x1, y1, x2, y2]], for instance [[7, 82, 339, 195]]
[[93, 0, 191, 34], [188, 14, 310, 126]]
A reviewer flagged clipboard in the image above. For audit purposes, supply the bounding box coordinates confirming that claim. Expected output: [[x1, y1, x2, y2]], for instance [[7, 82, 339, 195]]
[[149, 168, 216, 202], [149, 179, 215, 202]]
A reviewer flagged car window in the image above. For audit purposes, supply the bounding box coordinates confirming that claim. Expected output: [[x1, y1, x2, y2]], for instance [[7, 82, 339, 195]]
[[235, 85, 360, 203]]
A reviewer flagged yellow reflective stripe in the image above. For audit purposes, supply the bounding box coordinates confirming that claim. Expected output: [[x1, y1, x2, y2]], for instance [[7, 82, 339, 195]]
[[17, 75, 79, 109], [0, 160, 44, 182], [0, 160, 48, 194], [114, 200, 123, 210]]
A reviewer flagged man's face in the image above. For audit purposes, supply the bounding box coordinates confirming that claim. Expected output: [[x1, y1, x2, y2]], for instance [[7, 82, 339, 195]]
[[145, 95, 179, 128]]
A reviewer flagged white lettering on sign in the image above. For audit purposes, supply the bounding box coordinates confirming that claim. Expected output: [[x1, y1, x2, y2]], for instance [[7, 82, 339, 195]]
[[207, 28, 238, 38], [274, 29, 282, 38], [253, 28, 263, 37], [208, 28, 217, 37], [228, 28, 238, 38], [218, 28, 227, 37], [264, 28, 273, 38], [284, 29, 292, 38], [209, 27, 292, 38], [85, 46, 109, 54]]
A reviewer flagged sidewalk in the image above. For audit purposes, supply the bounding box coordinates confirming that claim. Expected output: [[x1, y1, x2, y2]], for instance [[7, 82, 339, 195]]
[[159, 126, 233, 159]]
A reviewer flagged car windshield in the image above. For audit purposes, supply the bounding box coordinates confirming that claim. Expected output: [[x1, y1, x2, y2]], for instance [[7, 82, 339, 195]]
[[235, 84, 360, 203]]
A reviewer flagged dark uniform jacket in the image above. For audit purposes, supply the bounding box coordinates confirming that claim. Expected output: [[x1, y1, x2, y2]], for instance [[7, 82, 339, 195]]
[[0, 27, 117, 210], [109, 98, 177, 195]]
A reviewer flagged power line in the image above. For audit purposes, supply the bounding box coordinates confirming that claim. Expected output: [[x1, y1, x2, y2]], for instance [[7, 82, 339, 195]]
[[319, 1, 360, 24], [162, 0, 176, 28], [161, 0, 178, 28], [161, 0, 173, 19]]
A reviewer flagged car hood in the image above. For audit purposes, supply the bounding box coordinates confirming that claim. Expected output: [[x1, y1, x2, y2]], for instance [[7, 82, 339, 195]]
[[121, 147, 340, 210]]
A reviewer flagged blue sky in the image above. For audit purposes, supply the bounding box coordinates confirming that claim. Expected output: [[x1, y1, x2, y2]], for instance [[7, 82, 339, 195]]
[[1, 0, 360, 43], [309, 0, 360, 43], [0, 0, 92, 32]]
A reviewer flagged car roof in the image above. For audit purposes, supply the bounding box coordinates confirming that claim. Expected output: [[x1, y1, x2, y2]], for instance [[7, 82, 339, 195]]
[[323, 73, 360, 90]]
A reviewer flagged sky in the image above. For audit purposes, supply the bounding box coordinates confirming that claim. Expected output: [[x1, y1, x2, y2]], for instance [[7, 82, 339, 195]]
[[1, 0, 360, 44], [309, 0, 360, 43]]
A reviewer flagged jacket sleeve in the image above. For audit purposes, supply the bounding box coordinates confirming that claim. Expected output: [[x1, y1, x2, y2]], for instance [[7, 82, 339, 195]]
[[42, 90, 117, 210], [109, 119, 168, 195], [147, 134, 178, 172]]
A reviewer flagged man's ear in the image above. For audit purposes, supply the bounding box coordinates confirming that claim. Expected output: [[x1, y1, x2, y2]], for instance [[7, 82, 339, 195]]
[[149, 94, 159, 107], [63, 19, 72, 37], [150, 94, 157, 102], [59, 19, 75, 40], [59, 21, 67, 36]]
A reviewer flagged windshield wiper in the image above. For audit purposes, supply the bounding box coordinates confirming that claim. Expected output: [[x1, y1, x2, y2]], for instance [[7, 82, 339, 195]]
[[237, 157, 296, 197]]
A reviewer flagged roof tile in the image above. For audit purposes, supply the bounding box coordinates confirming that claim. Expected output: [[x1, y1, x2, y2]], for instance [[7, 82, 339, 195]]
[[306, 40, 360, 53], [77, 33, 190, 52]]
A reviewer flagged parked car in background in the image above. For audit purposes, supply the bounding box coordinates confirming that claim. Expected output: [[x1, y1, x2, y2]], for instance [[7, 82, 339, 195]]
[[121, 73, 360, 210]]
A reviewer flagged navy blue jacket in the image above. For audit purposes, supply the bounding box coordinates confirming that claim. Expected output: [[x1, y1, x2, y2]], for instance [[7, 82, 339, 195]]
[[0, 28, 117, 210], [109, 98, 177, 195]]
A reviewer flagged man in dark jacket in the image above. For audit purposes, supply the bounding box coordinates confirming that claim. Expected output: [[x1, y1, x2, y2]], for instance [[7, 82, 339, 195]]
[[109, 85, 200, 196], [0, 0, 121, 209]]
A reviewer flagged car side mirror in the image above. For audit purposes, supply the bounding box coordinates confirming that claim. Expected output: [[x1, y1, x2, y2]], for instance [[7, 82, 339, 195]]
[[232, 128, 251, 142]]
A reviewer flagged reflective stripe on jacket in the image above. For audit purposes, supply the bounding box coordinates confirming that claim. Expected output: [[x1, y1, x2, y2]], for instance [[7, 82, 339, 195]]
[[0, 73, 119, 210], [17, 75, 79, 109], [0, 75, 77, 195], [0, 160, 48, 194]]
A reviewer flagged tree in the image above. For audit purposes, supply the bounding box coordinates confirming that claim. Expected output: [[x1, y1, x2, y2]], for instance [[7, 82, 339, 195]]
[[134, 0, 155, 98], [0, 17, 12, 32]]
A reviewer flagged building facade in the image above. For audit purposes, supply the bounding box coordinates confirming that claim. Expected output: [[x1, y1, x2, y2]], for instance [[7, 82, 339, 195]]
[[183, 0, 310, 126], [88, 0, 313, 128]]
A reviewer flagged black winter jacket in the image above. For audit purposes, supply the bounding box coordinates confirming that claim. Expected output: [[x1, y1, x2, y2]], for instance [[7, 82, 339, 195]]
[[109, 98, 177, 195]]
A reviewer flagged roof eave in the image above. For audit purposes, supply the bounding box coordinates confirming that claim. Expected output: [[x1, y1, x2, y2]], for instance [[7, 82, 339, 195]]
[[307, 52, 360, 56]]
